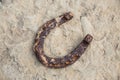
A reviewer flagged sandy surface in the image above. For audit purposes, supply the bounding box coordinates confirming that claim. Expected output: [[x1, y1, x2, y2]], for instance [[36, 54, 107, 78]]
[[0, 0, 120, 80]]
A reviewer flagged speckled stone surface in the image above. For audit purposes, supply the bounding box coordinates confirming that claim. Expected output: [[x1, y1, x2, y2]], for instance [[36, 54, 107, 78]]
[[0, 0, 120, 80]]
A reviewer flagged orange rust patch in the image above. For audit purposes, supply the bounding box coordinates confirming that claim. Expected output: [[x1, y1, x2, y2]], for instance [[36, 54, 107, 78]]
[[50, 58, 55, 62], [65, 61, 70, 64], [41, 55, 48, 64]]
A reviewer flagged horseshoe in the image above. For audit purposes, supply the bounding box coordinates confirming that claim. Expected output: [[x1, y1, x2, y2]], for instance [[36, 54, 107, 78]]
[[33, 12, 93, 68]]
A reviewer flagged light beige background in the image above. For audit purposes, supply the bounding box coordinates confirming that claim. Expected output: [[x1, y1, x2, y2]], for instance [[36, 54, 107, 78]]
[[0, 0, 120, 80]]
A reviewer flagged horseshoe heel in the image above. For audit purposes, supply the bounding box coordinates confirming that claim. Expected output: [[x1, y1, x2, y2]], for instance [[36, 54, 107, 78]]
[[33, 12, 93, 68]]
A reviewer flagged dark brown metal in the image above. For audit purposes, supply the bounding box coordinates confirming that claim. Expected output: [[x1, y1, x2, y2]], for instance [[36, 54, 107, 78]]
[[33, 12, 93, 68]]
